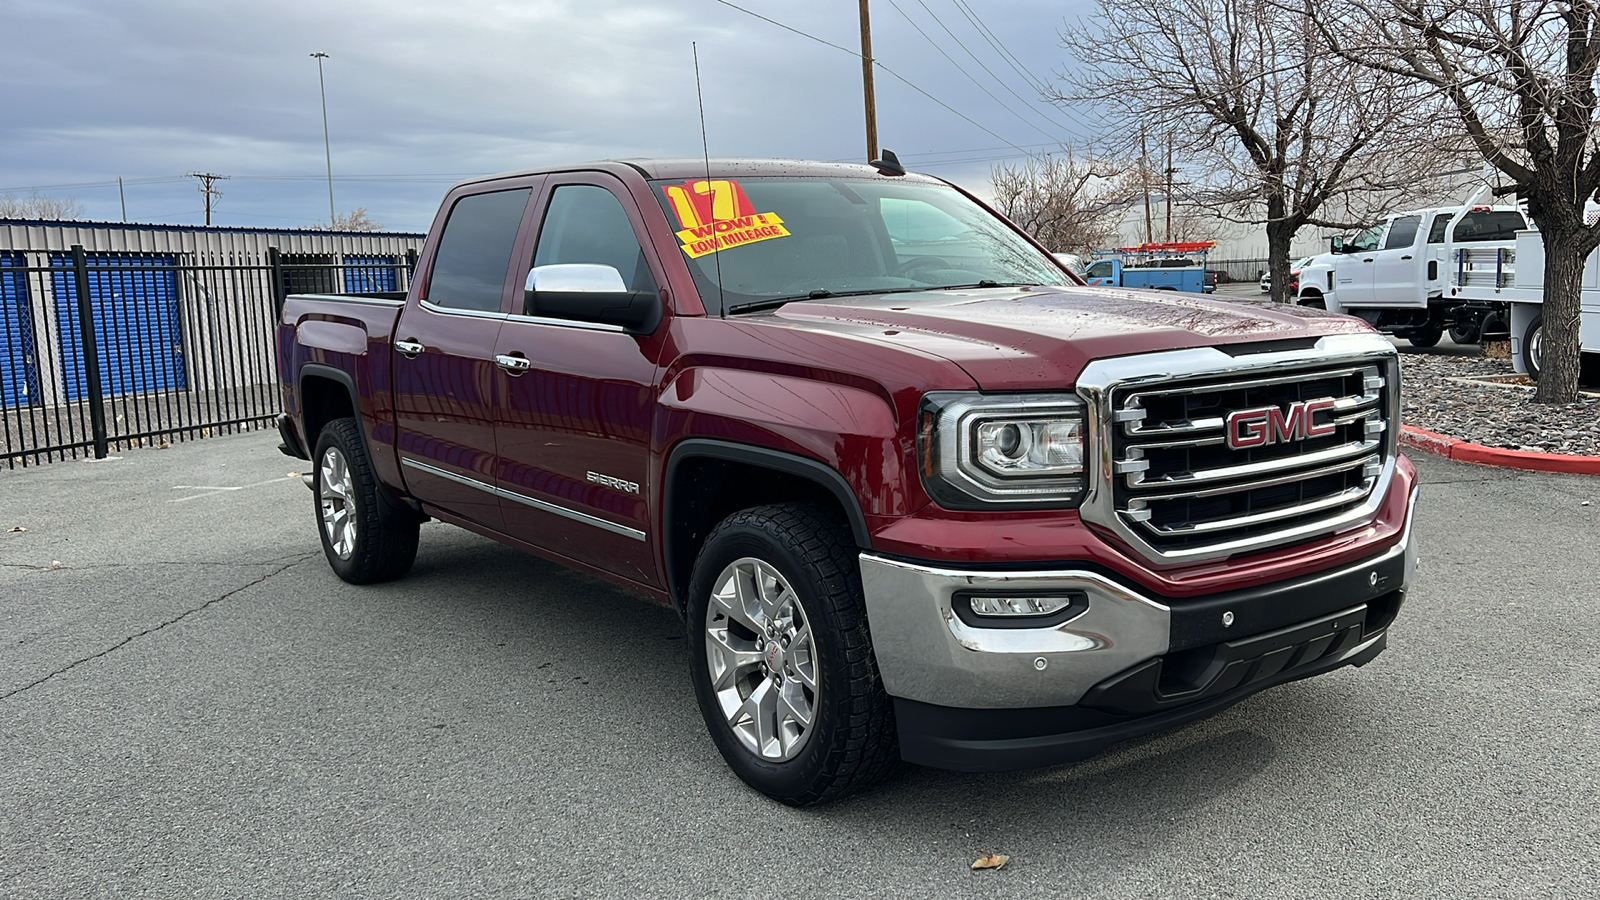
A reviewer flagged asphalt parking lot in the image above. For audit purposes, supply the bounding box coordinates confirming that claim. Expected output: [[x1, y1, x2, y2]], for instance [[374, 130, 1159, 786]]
[[3, 431, 1598, 898]]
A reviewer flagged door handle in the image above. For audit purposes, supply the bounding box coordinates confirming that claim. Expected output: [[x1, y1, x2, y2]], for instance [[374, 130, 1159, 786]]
[[395, 339, 424, 357], [1401, 255, 1413, 260], [1361, 258, 1374, 263], [495, 353, 532, 373]]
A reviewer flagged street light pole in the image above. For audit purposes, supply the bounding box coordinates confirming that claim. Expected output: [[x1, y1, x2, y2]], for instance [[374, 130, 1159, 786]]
[[310, 51, 335, 227]]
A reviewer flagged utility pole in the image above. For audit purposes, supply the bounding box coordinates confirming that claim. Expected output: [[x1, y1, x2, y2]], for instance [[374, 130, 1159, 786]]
[[188, 172, 229, 226], [1164, 135, 1173, 243], [311, 51, 336, 227], [859, 0, 878, 161], [1140, 127, 1153, 245], [117, 176, 127, 223]]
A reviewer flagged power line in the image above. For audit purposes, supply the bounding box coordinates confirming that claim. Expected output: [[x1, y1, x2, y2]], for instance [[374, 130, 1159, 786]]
[[949, 0, 1049, 94], [712, 0, 1033, 156], [947, 0, 1101, 132], [882, 0, 1065, 144], [914, 0, 1081, 135], [0, 176, 190, 194]]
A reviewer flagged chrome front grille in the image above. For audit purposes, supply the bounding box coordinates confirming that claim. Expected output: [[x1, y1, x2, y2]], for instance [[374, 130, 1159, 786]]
[[1076, 335, 1399, 564]]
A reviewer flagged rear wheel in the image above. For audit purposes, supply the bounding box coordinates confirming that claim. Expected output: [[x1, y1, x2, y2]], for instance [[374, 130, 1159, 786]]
[[1449, 322, 1481, 345], [313, 417, 419, 584], [1524, 312, 1545, 380], [686, 503, 898, 806], [1407, 326, 1443, 349]]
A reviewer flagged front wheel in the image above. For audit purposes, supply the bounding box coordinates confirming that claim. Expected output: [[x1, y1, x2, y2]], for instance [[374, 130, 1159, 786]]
[[312, 417, 419, 584], [686, 503, 898, 806], [1524, 312, 1544, 380]]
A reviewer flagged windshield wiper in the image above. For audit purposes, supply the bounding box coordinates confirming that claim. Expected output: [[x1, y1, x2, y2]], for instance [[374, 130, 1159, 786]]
[[726, 287, 926, 315], [923, 280, 1034, 291]]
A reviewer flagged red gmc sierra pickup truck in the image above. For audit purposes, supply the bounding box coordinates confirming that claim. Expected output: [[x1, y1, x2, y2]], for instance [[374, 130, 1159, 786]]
[[275, 158, 1418, 806]]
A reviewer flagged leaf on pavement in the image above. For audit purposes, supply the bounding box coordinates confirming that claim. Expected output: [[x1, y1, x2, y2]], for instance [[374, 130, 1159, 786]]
[[971, 853, 1009, 871], [6, 526, 24, 533]]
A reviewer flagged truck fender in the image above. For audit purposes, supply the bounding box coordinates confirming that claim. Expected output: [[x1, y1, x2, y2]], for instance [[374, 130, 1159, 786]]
[[655, 366, 904, 517], [297, 363, 423, 520], [665, 440, 872, 547], [660, 439, 874, 613], [1510, 302, 1540, 376], [297, 363, 361, 442]]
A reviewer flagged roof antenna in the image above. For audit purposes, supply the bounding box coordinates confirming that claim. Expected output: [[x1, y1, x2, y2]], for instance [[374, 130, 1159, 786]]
[[693, 42, 725, 316], [870, 148, 907, 177]]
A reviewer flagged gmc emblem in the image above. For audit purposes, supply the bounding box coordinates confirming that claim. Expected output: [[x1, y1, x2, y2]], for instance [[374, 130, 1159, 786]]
[[1225, 399, 1337, 449]]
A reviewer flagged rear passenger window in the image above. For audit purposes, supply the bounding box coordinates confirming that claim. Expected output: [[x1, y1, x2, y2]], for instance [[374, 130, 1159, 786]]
[[533, 185, 656, 296], [1453, 210, 1526, 242], [1427, 213, 1451, 244], [427, 189, 531, 311], [1384, 216, 1421, 250]]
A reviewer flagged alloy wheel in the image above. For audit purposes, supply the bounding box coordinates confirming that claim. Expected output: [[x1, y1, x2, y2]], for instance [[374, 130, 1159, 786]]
[[318, 445, 357, 560], [703, 557, 818, 762]]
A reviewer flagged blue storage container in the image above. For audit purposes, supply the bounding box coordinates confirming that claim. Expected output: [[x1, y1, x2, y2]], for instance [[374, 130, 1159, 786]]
[[1, 252, 41, 407], [343, 254, 399, 293], [50, 252, 187, 401]]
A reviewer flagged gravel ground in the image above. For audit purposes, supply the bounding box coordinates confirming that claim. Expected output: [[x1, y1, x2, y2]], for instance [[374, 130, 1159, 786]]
[[1399, 345, 1600, 455]]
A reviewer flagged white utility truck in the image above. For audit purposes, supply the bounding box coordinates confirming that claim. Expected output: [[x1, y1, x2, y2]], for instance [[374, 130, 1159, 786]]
[[1297, 204, 1529, 347], [1450, 229, 1600, 379]]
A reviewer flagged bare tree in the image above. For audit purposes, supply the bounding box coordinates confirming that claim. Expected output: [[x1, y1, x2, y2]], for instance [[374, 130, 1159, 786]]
[[308, 208, 384, 232], [0, 192, 86, 220], [1309, 1, 1599, 402], [990, 152, 1127, 254], [1058, 0, 1452, 303]]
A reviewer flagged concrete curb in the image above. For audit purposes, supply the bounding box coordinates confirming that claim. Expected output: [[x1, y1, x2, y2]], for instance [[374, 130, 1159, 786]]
[[1400, 425, 1600, 475]]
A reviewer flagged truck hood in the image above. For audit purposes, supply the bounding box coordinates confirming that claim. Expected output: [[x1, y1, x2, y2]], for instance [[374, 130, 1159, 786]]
[[760, 284, 1374, 390]]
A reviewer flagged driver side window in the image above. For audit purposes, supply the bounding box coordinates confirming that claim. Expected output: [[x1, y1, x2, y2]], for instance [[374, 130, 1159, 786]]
[[533, 185, 656, 296], [1348, 224, 1384, 253]]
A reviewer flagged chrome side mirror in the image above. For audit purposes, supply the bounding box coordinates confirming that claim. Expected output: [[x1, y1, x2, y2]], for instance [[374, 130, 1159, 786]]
[[523, 264, 661, 334], [524, 263, 627, 294]]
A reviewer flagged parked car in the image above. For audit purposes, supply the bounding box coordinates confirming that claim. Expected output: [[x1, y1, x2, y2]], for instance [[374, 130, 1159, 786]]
[[1261, 257, 1312, 295], [275, 158, 1418, 806]]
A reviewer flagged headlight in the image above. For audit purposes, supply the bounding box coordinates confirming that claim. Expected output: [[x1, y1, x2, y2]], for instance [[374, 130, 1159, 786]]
[[918, 392, 1087, 509]]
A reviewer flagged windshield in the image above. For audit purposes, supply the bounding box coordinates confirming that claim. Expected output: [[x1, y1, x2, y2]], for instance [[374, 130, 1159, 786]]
[[650, 176, 1068, 312]]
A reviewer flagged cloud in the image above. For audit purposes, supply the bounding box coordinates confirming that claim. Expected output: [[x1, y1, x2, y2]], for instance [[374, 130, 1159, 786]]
[[0, 0, 1090, 229]]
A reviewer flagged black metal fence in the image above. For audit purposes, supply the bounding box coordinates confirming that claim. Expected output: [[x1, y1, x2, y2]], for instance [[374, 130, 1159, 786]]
[[1, 246, 416, 469]]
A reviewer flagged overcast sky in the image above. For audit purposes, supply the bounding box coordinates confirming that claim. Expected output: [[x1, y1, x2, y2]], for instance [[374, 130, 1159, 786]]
[[0, 0, 1099, 232]]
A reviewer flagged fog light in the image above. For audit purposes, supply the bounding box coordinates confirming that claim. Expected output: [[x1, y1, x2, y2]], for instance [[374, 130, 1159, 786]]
[[969, 596, 1075, 617]]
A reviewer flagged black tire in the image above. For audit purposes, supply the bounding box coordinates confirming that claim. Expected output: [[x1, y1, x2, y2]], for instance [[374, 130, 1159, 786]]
[[1449, 322, 1481, 345], [1408, 326, 1443, 349], [686, 503, 898, 806], [1299, 293, 1326, 310], [312, 417, 419, 584], [1524, 312, 1544, 381]]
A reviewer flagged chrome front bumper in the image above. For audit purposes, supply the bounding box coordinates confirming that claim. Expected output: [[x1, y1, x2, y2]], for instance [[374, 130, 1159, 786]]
[[859, 488, 1419, 711]]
